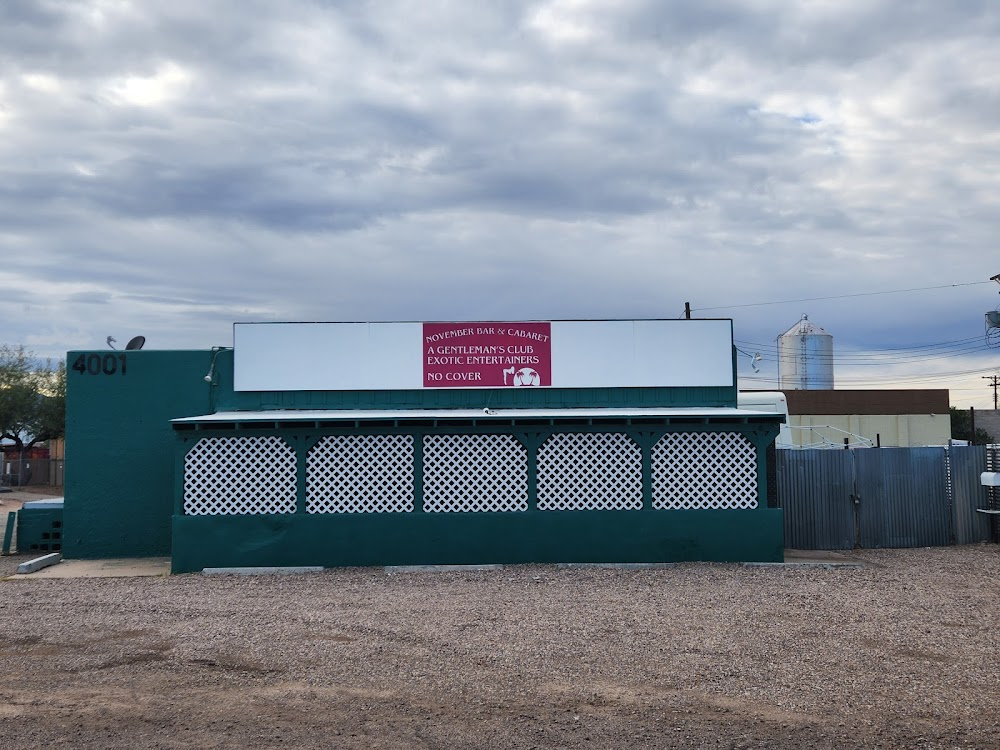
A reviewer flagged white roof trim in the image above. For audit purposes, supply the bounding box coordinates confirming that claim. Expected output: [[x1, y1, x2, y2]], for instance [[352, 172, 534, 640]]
[[172, 407, 784, 423]]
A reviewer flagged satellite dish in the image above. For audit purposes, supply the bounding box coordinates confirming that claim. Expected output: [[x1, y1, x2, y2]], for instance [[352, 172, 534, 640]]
[[106, 336, 117, 349], [125, 335, 146, 350]]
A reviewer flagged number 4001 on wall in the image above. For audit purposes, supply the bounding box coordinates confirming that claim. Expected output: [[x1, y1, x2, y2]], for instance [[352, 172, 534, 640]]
[[71, 353, 127, 376]]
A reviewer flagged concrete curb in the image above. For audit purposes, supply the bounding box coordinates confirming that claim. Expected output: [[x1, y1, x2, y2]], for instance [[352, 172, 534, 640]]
[[16, 552, 63, 574]]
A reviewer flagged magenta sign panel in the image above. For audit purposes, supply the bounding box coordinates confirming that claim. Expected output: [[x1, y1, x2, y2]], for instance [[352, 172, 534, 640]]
[[423, 322, 552, 388]]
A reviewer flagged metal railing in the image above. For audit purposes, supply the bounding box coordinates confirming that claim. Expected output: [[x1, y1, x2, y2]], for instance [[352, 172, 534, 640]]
[[784, 425, 876, 450]]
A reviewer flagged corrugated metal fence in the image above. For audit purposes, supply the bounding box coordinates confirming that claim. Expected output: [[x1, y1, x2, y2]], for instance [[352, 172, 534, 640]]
[[778, 446, 996, 550]]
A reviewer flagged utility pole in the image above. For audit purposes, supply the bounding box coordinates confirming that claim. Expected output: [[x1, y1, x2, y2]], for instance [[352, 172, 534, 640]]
[[984, 374, 1000, 409]]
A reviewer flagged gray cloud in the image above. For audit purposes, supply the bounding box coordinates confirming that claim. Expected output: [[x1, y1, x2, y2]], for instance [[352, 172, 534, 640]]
[[1, 1, 999, 404]]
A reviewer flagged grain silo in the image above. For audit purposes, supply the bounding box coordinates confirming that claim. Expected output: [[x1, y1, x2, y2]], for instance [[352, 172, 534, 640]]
[[778, 314, 833, 390]]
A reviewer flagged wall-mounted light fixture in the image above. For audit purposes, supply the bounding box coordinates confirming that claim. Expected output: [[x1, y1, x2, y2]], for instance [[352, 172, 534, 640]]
[[204, 347, 231, 384]]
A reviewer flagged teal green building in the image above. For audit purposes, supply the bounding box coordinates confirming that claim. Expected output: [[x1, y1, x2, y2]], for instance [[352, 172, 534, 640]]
[[64, 320, 784, 573]]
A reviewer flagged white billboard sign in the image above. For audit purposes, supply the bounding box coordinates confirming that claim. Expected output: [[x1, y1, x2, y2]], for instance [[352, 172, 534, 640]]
[[233, 320, 734, 392]]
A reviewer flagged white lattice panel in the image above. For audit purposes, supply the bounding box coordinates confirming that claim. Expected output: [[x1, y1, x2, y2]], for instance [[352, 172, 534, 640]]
[[422, 435, 528, 512], [183, 436, 297, 515], [652, 432, 758, 509], [307, 435, 414, 513], [537, 433, 643, 510]]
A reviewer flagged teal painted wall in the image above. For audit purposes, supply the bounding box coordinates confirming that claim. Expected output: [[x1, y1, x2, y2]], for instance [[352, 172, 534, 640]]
[[17, 507, 64, 554], [64, 343, 762, 563], [171, 510, 785, 573], [64, 350, 212, 558], [171, 421, 783, 571]]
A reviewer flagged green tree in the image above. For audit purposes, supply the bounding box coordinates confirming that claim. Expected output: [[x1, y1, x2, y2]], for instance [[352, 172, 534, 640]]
[[0, 344, 66, 454], [949, 406, 994, 444]]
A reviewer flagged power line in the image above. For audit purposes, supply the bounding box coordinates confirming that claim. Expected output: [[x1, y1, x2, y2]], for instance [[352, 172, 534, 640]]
[[745, 362, 999, 380], [734, 335, 983, 354], [840, 336, 985, 353], [740, 364, 1000, 387], [693, 281, 992, 312], [734, 347, 991, 367], [739, 344, 991, 367], [739, 380, 989, 393], [732, 335, 994, 366]]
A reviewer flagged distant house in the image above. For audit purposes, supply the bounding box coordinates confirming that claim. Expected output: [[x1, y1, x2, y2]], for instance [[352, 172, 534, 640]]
[[1, 445, 50, 460], [1, 443, 61, 487]]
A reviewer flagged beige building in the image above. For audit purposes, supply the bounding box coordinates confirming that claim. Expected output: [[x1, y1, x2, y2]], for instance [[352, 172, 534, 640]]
[[781, 389, 950, 448]]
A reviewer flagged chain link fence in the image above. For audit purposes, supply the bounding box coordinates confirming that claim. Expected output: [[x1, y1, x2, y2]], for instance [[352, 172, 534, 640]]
[[0, 458, 64, 488]]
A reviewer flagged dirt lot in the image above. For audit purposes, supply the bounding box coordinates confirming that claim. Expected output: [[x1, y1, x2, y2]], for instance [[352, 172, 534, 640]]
[[1, 544, 999, 749]]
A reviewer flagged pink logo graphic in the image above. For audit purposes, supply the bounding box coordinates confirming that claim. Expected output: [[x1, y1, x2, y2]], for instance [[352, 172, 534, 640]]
[[503, 367, 540, 386], [423, 322, 552, 388]]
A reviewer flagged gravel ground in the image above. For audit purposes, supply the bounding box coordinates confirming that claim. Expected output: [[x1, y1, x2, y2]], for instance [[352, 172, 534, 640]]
[[2, 545, 999, 749], [0, 493, 27, 578], [0, 553, 29, 578]]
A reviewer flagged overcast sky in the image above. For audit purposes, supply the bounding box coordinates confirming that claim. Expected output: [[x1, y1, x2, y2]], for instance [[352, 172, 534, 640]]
[[2, 0, 999, 406]]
